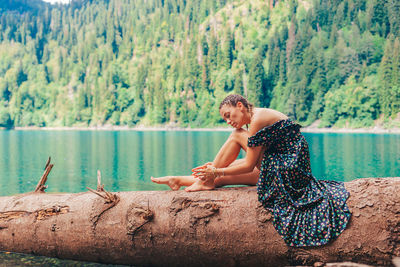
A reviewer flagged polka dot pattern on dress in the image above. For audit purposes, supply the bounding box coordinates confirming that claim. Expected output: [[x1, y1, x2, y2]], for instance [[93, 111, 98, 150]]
[[248, 119, 351, 247]]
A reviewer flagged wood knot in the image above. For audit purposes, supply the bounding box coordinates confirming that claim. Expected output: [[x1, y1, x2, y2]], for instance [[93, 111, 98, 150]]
[[256, 205, 272, 223], [87, 187, 120, 205], [50, 223, 57, 232], [134, 207, 154, 222], [170, 197, 192, 215], [126, 203, 154, 239]]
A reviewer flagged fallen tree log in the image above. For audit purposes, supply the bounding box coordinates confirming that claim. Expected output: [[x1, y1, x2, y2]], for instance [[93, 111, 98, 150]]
[[0, 178, 399, 266]]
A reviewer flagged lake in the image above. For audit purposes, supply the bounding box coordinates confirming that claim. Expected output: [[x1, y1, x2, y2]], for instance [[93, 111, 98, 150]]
[[0, 130, 399, 196]]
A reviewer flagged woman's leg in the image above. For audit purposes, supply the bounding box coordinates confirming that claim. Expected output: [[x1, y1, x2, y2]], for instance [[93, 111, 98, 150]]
[[151, 128, 257, 191], [151, 159, 259, 190], [151, 175, 196, 191], [212, 128, 249, 167], [185, 128, 252, 192], [214, 161, 259, 187], [150, 159, 246, 191]]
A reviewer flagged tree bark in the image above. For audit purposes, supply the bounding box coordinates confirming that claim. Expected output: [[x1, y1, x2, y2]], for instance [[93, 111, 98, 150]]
[[0, 178, 399, 266]]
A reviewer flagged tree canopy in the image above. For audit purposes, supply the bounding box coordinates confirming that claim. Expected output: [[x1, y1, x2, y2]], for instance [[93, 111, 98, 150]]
[[0, 0, 399, 128]]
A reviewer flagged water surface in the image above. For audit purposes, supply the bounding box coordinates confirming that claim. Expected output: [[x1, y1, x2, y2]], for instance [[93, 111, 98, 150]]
[[0, 130, 399, 196]]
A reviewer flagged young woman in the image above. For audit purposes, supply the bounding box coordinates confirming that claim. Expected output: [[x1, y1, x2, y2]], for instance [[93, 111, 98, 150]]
[[151, 94, 351, 247]]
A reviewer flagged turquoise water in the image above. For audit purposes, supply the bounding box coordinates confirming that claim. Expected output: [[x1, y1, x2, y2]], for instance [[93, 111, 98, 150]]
[[0, 130, 399, 196]]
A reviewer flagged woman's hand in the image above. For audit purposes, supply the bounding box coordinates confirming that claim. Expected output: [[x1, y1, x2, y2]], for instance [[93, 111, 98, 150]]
[[191, 162, 212, 179], [192, 162, 212, 170], [192, 164, 216, 181]]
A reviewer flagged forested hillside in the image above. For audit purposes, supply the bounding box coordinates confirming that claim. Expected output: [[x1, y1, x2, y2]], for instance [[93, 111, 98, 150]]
[[0, 0, 399, 128]]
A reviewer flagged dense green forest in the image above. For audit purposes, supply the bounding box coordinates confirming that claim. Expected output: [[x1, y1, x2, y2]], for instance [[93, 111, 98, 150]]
[[0, 0, 399, 128]]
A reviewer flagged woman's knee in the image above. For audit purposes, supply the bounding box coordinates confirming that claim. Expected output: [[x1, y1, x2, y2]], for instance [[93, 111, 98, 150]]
[[229, 128, 247, 142], [228, 128, 249, 148]]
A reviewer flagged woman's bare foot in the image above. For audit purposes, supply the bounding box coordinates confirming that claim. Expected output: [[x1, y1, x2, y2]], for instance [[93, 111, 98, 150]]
[[185, 179, 215, 192], [151, 176, 181, 191]]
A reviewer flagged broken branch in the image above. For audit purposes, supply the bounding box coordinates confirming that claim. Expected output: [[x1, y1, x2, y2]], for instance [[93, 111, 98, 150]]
[[34, 157, 53, 193], [97, 170, 104, 191], [87, 170, 119, 204]]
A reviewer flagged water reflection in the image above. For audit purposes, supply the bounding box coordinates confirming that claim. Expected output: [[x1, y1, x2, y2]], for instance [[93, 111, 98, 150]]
[[304, 133, 400, 181], [0, 130, 399, 196]]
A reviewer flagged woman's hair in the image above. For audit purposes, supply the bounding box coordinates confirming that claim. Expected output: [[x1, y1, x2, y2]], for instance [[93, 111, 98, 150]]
[[219, 94, 253, 113]]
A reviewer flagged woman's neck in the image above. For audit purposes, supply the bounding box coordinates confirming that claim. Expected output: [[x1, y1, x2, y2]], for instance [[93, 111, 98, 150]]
[[245, 108, 255, 124]]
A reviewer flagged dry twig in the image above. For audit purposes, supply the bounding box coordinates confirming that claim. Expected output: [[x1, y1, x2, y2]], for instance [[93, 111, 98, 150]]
[[97, 170, 104, 191], [34, 157, 53, 193], [87, 170, 119, 204]]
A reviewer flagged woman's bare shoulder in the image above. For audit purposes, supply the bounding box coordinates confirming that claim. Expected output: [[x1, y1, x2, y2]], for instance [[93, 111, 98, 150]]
[[249, 108, 288, 135]]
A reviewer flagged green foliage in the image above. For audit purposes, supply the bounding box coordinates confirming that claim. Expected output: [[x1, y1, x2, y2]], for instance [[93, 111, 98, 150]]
[[321, 76, 379, 127], [0, 0, 399, 128], [0, 104, 13, 128], [247, 47, 269, 107]]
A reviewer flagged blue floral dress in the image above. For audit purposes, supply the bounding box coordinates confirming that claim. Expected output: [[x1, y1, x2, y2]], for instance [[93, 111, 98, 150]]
[[247, 119, 351, 247]]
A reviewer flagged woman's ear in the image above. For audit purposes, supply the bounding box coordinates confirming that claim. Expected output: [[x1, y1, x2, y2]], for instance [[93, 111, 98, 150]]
[[236, 101, 243, 109]]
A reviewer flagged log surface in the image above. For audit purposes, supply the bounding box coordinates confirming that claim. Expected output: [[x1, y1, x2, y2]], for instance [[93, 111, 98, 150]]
[[0, 178, 399, 266]]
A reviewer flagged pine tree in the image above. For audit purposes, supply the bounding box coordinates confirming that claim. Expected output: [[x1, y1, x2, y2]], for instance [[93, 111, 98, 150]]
[[220, 28, 233, 70], [378, 36, 393, 115], [201, 56, 210, 91], [207, 34, 218, 71], [391, 37, 400, 115], [233, 70, 244, 96], [386, 0, 400, 37], [247, 48, 269, 107]]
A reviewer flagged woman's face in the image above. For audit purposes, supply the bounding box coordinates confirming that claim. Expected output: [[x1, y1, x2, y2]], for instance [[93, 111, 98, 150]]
[[219, 102, 246, 129]]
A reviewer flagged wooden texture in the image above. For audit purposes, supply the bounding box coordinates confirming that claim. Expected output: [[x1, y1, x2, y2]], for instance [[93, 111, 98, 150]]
[[0, 178, 399, 266]]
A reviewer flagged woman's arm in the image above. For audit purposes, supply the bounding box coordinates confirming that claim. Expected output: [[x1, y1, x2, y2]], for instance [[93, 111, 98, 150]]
[[219, 145, 263, 174], [192, 143, 263, 180], [193, 111, 267, 180]]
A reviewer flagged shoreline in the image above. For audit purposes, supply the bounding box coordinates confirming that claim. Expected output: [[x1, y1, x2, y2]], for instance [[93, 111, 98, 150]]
[[1, 125, 400, 134], [301, 126, 400, 134]]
